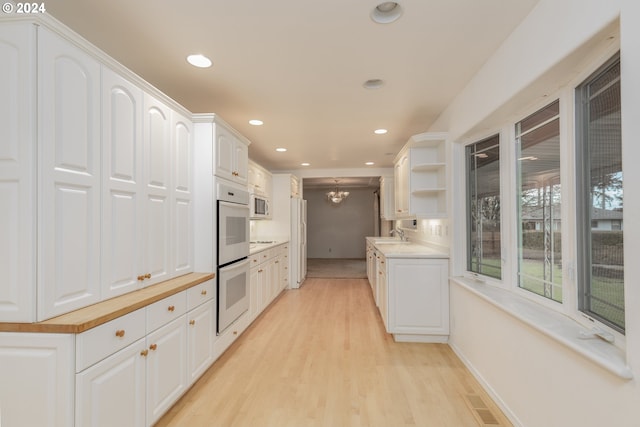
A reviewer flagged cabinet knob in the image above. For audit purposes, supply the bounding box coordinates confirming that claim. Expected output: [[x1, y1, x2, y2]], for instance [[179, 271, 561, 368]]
[[145, 273, 151, 279], [189, 319, 196, 326], [233, 330, 238, 335], [168, 305, 175, 312], [137, 275, 145, 281], [115, 329, 125, 338], [275, 261, 279, 264], [258, 269, 263, 273], [149, 343, 157, 351], [140, 349, 149, 357], [201, 289, 207, 296]]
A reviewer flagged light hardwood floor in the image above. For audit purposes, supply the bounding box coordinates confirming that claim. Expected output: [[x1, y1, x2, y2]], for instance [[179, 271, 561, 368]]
[[156, 278, 512, 427]]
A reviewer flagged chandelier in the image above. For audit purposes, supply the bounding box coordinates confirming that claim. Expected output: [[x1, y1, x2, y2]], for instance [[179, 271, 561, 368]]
[[326, 180, 350, 204]]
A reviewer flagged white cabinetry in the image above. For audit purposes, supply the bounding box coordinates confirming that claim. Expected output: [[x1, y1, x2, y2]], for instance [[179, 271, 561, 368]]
[[0, 21, 194, 322], [0, 22, 36, 321], [171, 111, 194, 277], [248, 244, 288, 323], [393, 132, 447, 219], [101, 67, 145, 299], [0, 333, 75, 427], [38, 26, 102, 319], [387, 258, 449, 342], [75, 338, 146, 427], [215, 121, 249, 185], [379, 175, 395, 220], [187, 299, 214, 383], [248, 159, 272, 197]]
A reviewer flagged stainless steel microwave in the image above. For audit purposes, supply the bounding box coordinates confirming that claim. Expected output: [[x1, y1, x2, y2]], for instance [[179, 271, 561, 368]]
[[250, 194, 270, 219]]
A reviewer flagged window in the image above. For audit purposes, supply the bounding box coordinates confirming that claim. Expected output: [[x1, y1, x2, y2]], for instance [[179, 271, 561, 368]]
[[576, 55, 624, 332], [466, 135, 501, 279], [516, 100, 562, 302]]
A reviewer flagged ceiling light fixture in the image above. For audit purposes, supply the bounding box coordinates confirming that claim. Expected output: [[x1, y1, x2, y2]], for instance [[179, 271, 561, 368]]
[[186, 54, 212, 68], [275, 147, 287, 152], [371, 2, 403, 24], [365, 162, 375, 166], [326, 180, 350, 205], [249, 119, 263, 126], [301, 162, 310, 166], [374, 129, 387, 135], [363, 79, 385, 89]]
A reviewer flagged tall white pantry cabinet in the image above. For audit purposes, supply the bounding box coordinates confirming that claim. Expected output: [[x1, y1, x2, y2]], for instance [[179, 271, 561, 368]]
[[0, 18, 195, 426]]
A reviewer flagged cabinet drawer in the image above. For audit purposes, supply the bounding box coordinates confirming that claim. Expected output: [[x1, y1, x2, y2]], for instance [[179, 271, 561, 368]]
[[147, 292, 187, 333], [250, 253, 261, 267], [76, 309, 146, 372], [187, 279, 214, 311]]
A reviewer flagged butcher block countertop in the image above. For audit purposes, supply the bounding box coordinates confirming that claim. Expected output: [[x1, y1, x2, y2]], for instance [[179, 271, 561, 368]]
[[0, 272, 215, 334]]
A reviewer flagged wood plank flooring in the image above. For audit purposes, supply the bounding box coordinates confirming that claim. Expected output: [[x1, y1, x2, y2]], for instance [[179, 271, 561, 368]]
[[156, 278, 512, 427]]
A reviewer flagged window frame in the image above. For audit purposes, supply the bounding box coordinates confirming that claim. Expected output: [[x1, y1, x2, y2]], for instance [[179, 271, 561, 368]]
[[457, 46, 625, 348]]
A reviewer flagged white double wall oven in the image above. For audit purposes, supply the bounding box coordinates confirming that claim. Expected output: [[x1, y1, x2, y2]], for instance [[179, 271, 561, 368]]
[[216, 182, 250, 334]]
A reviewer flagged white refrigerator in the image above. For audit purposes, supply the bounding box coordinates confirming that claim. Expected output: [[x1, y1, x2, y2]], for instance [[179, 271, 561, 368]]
[[291, 198, 307, 288]]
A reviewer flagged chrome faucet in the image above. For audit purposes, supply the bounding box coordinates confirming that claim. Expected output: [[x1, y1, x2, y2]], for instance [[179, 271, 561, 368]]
[[390, 228, 407, 241]]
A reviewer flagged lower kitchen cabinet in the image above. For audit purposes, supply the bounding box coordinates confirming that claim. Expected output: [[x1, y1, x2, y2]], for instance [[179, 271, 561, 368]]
[[387, 258, 449, 342], [0, 333, 75, 427], [187, 300, 215, 384], [76, 338, 147, 427], [146, 316, 188, 426]]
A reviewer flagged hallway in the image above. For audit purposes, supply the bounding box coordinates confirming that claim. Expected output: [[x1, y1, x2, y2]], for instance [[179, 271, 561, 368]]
[[156, 278, 510, 427]]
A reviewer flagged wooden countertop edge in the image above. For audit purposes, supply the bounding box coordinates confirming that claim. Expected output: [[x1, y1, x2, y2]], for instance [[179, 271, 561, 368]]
[[0, 272, 215, 334]]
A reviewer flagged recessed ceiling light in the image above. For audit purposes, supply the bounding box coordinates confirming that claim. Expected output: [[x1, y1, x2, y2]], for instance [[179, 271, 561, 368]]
[[371, 2, 403, 24], [363, 79, 385, 89], [301, 162, 310, 166], [186, 54, 212, 68], [249, 119, 263, 126], [374, 129, 388, 135], [365, 162, 375, 166], [276, 148, 287, 152]]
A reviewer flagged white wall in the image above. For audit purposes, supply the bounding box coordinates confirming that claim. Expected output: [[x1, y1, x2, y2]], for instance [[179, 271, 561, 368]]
[[306, 187, 375, 259], [410, 1, 640, 426]]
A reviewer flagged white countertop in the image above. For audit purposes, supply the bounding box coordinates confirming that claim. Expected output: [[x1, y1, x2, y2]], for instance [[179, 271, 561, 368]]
[[366, 236, 449, 259], [249, 240, 287, 255]]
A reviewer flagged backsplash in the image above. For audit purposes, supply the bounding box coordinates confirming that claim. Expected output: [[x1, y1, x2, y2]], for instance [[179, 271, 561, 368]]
[[398, 218, 450, 249]]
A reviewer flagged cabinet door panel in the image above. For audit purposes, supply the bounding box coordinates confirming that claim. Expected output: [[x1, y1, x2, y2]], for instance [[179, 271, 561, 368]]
[[76, 338, 146, 427], [234, 140, 248, 184], [38, 27, 101, 320], [143, 95, 172, 285], [172, 114, 193, 275], [146, 317, 188, 425], [0, 24, 35, 321], [0, 333, 74, 427], [102, 68, 144, 298], [214, 124, 235, 181], [187, 300, 214, 384]]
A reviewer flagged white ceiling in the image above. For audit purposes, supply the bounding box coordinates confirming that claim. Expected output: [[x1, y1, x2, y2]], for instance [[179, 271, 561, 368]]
[[46, 0, 539, 171]]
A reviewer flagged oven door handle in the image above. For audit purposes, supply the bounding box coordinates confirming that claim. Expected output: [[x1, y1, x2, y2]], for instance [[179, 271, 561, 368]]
[[219, 200, 249, 210], [219, 258, 250, 272]]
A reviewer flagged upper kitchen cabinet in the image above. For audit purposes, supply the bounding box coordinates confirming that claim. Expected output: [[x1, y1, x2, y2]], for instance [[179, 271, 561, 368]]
[[0, 23, 36, 322], [290, 175, 301, 199], [38, 26, 102, 320], [394, 132, 448, 219], [248, 159, 272, 197], [0, 19, 194, 322], [214, 121, 249, 186], [379, 175, 395, 220]]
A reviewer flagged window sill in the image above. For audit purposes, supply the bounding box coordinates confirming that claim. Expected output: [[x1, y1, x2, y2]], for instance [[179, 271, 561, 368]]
[[450, 276, 633, 380]]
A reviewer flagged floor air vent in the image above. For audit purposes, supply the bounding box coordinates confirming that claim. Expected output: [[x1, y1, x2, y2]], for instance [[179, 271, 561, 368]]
[[464, 393, 501, 426]]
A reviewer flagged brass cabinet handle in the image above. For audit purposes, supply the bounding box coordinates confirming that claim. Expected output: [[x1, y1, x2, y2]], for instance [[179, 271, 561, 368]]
[[233, 330, 238, 335], [144, 273, 151, 279], [115, 329, 125, 338], [168, 305, 175, 312], [201, 289, 207, 296], [140, 349, 149, 357], [149, 344, 157, 351], [275, 261, 279, 264], [189, 319, 196, 326], [137, 275, 145, 281], [258, 269, 263, 273]]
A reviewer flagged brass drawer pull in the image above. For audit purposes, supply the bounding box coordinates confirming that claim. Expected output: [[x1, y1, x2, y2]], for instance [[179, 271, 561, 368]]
[[189, 319, 196, 326], [140, 349, 148, 357], [168, 305, 175, 312], [115, 329, 125, 338], [201, 290, 207, 296], [149, 344, 157, 351]]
